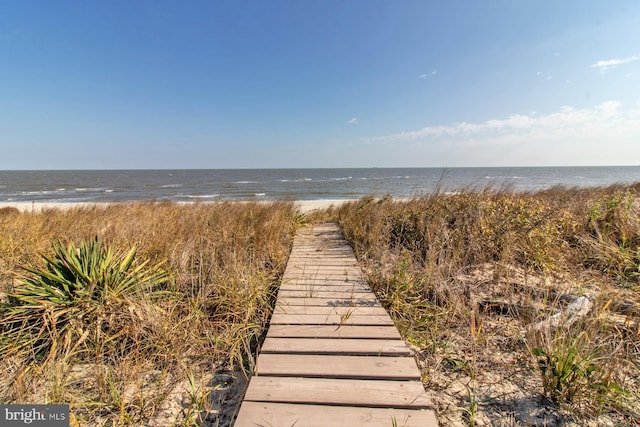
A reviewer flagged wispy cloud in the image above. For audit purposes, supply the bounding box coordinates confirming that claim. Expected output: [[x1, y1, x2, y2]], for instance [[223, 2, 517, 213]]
[[590, 55, 639, 73], [347, 117, 358, 124], [366, 101, 640, 146], [358, 101, 640, 166], [536, 71, 553, 80], [419, 70, 437, 79]]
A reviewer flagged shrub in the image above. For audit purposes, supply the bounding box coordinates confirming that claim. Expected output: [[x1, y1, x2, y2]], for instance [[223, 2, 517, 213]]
[[1, 238, 171, 363]]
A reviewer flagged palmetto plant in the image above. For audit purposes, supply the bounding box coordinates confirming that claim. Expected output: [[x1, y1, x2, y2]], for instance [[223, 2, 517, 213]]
[[1, 238, 171, 363]]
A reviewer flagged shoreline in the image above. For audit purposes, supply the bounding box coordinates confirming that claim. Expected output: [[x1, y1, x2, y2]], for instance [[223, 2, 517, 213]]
[[0, 199, 353, 214]]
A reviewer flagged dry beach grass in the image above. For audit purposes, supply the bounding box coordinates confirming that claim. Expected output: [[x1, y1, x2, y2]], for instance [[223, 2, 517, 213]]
[[1, 186, 640, 426], [0, 201, 300, 426], [335, 185, 640, 426]]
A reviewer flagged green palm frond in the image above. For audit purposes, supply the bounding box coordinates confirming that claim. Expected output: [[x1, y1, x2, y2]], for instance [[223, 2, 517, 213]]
[[1, 238, 171, 362]]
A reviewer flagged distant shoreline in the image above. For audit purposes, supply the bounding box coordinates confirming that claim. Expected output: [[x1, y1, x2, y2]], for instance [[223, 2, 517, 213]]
[[0, 199, 353, 214]]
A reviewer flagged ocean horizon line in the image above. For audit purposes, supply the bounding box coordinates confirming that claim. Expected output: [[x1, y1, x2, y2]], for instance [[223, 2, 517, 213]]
[[2, 165, 640, 172]]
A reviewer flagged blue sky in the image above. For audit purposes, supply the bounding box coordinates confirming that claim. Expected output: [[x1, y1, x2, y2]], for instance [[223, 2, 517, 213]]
[[1, 1, 639, 169]]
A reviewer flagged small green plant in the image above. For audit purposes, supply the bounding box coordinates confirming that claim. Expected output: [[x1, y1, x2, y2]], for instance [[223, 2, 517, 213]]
[[463, 380, 478, 427], [530, 330, 595, 403], [528, 324, 627, 414], [182, 370, 210, 426]]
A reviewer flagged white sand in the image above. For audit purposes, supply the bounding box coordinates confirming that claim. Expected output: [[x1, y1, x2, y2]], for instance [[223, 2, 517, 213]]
[[0, 199, 354, 214], [295, 199, 353, 213], [0, 202, 112, 212]]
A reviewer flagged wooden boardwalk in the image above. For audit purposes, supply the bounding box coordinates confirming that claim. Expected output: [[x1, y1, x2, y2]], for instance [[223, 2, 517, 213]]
[[234, 223, 438, 426]]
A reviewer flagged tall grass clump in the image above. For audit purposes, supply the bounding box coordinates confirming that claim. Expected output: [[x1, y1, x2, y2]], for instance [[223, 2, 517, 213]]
[[336, 185, 640, 424], [527, 319, 631, 415], [0, 201, 299, 426]]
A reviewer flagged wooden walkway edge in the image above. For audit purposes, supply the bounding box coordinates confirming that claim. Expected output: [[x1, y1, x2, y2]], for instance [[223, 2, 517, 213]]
[[233, 223, 438, 426]]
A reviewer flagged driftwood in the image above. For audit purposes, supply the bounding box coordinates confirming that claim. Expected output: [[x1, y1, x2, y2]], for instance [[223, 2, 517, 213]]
[[531, 296, 593, 331], [474, 280, 639, 336], [514, 284, 640, 318]]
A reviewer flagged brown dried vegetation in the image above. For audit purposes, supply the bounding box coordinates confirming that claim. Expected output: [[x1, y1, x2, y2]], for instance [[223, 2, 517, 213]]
[[336, 185, 640, 426], [0, 201, 299, 426]]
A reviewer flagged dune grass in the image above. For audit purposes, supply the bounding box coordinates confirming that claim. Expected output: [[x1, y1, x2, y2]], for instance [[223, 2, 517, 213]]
[[335, 185, 640, 425], [0, 201, 300, 426], [2, 187, 640, 426]]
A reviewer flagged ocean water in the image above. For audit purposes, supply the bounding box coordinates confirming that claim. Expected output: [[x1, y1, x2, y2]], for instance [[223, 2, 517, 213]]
[[1, 167, 640, 203]]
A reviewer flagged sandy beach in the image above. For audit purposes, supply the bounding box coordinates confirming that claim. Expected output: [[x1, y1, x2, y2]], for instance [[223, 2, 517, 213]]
[[0, 199, 352, 214]]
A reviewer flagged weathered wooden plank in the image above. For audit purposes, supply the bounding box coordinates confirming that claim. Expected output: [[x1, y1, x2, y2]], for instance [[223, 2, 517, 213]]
[[278, 282, 369, 288], [275, 295, 376, 303], [278, 290, 371, 297], [279, 286, 371, 292], [289, 246, 352, 249], [234, 402, 439, 427], [274, 305, 388, 316], [290, 272, 360, 278], [256, 354, 421, 380], [244, 377, 430, 408], [285, 256, 355, 260], [266, 324, 401, 339], [293, 249, 353, 252], [279, 279, 370, 286], [277, 290, 373, 299], [281, 275, 365, 281], [286, 259, 360, 265], [261, 337, 412, 356], [269, 313, 394, 326], [286, 262, 357, 266], [285, 264, 361, 269], [280, 281, 370, 289], [276, 293, 374, 302], [282, 277, 367, 284], [277, 288, 372, 295], [284, 273, 363, 279], [277, 297, 380, 307], [281, 277, 368, 284], [285, 267, 359, 270], [289, 247, 352, 251], [285, 262, 359, 266], [283, 277, 363, 282], [284, 271, 359, 274], [279, 286, 371, 293], [279, 288, 368, 294]]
